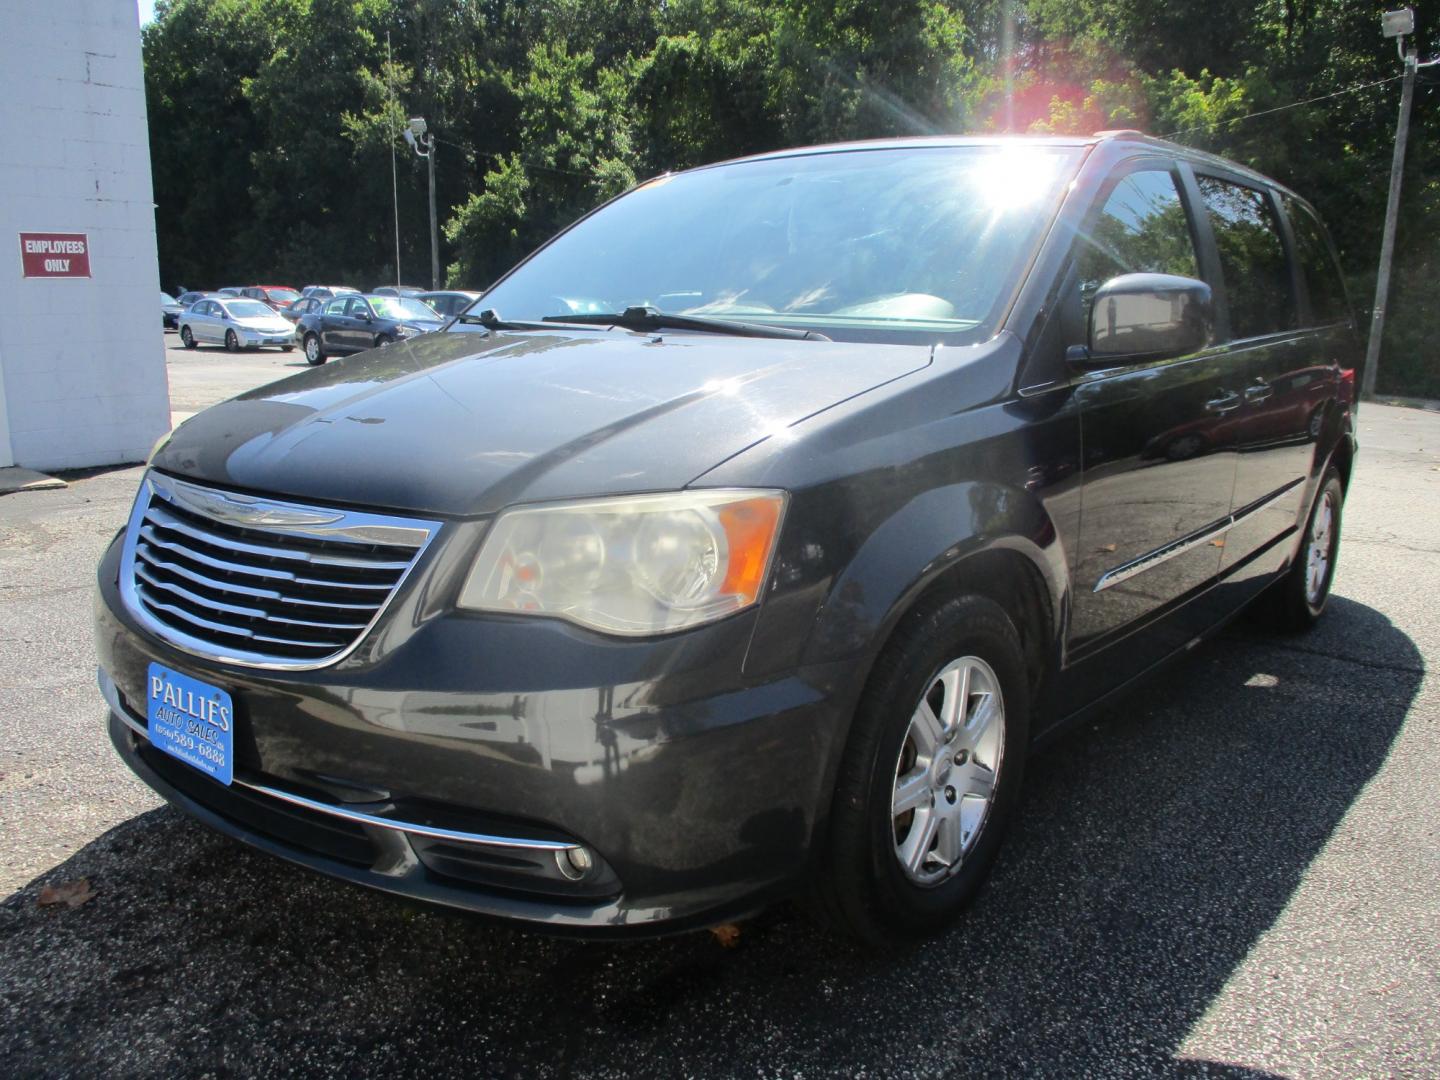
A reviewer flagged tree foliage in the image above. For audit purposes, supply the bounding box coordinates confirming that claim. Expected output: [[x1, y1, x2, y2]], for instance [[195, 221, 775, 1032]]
[[144, 0, 1439, 394]]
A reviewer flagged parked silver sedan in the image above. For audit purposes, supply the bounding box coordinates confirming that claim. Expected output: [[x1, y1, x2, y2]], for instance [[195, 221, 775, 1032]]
[[178, 297, 296, 352]]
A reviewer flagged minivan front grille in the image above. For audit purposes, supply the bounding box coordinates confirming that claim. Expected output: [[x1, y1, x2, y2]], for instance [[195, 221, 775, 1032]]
[[119, 472, 440, 668]]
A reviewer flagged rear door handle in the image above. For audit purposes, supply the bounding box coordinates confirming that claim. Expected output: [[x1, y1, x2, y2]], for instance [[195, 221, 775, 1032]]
[[1244, 380, 1273, 403], [1205, 390, 1242, 414]]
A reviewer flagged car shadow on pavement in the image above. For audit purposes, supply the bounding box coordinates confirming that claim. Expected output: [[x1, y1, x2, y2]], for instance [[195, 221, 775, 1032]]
[[0, 597, 1421, 1078]]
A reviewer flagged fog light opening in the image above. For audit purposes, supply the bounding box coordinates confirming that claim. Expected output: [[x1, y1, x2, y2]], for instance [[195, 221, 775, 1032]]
[[556, 846, 593, 881]]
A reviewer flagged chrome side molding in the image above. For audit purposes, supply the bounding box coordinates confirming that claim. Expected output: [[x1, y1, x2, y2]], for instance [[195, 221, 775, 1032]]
[[1094, 477, 1305, 593]]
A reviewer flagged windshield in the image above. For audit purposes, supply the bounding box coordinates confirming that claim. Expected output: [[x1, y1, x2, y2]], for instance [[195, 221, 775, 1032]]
[[161, 292, 177, 305], [225, 300, 275, 319], [266, 288, 300, 303], [479, 145, 1081, 342], [370, 296, 437, 321]]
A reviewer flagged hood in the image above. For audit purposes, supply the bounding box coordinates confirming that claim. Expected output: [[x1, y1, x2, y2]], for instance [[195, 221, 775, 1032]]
[[153, 327, 931, 517], [235, 315, 291, 330]]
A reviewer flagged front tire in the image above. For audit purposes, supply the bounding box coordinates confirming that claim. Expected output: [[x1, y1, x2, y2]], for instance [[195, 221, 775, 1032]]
[[180, 326, 196, 350], [224, 329, 239, 352], [303, 333, 325, 366], [814, 593, 1031, 945], [1255, 467, 1344, 631]]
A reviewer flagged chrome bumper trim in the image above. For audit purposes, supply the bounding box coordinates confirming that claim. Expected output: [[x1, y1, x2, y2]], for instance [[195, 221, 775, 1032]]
[[98, 668, 577, 853]]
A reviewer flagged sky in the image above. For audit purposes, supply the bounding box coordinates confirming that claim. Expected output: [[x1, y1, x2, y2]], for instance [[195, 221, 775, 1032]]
[[138, 0, 156, 25]]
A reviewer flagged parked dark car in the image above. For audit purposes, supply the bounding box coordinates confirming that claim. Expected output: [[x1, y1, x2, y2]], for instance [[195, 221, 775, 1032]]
[[241, 285, 301, 311], [175, 290, 221, 308], [161, 292, 184, 329], [417, 290, 481, 318], [294, 293, 444, 364], [371, 284, 427, 297], [97, 134, 1358, 942], [279, 296, 323, 324], [300, 284, 361, 300]]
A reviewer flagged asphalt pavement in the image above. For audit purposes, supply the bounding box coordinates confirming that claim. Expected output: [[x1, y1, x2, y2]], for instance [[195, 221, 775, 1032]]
[[0, 343, 1436, 1077]]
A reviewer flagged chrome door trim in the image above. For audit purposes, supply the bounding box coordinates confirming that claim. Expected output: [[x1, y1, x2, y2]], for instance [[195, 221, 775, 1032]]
[[1094, 477, 1305, 593]]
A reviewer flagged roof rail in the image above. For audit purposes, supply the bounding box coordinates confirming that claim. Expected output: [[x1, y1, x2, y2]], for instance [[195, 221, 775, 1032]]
[[1092, 129, 1147, 138]]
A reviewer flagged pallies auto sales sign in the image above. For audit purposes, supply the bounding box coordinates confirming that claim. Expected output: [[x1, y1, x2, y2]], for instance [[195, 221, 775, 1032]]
[[18, 232, 91, 278]]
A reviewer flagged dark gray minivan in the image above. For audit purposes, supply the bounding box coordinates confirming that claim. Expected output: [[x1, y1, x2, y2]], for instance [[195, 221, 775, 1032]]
[[96, 133, 1358, 942]]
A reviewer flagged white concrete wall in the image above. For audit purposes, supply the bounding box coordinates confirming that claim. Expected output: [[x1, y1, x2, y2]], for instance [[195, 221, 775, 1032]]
[[0, 0, 170, 472]]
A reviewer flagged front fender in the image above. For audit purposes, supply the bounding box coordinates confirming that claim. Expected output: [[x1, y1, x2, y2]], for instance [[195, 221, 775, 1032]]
[[797, 481, 1067, 670]]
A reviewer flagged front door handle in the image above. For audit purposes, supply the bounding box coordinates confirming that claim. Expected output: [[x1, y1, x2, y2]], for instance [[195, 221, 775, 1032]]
[[1244, 379, 1273, 404], [1205, 390, 1242, 414]]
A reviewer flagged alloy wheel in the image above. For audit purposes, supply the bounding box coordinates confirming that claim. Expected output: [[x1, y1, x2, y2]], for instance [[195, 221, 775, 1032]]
[[891, 655, 1005, 886], [1305, 488, 1337, 605]]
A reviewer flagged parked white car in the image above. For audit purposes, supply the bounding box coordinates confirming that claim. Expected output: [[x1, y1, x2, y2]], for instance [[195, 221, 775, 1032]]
[[179, 298, 296, 352]]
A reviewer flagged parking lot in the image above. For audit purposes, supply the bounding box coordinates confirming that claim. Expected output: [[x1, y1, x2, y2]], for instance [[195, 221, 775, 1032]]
[[1, 342, 1437, 1077]]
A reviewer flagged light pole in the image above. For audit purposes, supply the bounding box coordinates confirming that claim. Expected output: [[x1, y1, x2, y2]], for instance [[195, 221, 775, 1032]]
[[403, 116, 440, 290], [1363, 8, 1438, 401]]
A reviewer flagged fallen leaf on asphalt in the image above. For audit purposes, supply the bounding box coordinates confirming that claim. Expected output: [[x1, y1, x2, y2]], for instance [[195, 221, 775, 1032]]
[[37, 879, 95, 909], [710, 923, 742, 948], [1096, 543, 1117, 553], [1209, 538, 1226, 547]]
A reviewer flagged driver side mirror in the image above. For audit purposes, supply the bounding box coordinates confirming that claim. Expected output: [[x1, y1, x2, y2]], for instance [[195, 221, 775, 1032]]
[[355, 308, 372, 322], [1071, 273, 1213, 368]]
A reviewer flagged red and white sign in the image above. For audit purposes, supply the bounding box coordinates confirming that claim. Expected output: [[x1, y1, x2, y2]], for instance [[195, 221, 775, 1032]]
[[18, 232, 91, 278]]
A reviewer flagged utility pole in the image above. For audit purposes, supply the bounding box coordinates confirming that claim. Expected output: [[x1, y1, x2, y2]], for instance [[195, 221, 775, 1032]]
[[387, 33, 401, 289], [1363, 8, 1437, 401], [427, 138, 438, 290], [404, 117, 439, 290]]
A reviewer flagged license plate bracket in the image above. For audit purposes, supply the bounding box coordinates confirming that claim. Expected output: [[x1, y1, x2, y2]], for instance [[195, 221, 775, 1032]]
[[145, 662, 234, 785]]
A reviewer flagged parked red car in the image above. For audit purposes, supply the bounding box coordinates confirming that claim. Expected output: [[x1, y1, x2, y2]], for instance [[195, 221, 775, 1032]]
[[241, 285, 301, 311]]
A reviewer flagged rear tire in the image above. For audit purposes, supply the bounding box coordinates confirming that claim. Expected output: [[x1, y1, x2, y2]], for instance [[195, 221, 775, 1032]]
[[813, 593, 1031, 946], [303, 333, 325, 366], [180, 326, 196, 350], [1254, 467, 1344, 632], [225, 329, 239, 352]]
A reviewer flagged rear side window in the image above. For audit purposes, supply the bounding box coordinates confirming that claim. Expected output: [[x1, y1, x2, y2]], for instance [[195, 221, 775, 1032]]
[[325, 298, 348, 315], [1075, 168, 1200, 287], [1196, 176, 1296, 339], [1283, 197, 1349, 325]]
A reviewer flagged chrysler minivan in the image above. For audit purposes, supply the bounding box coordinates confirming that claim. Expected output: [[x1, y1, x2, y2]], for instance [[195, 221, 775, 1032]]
[[96, 133, 1357, 942]]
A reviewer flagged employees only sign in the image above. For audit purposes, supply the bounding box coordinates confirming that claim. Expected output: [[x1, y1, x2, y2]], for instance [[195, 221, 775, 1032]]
[[19, 233, 91, 278]]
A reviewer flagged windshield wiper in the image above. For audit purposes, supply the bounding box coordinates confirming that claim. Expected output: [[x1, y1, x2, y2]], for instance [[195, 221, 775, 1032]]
[[541, 305, 830, 341], [452, 309, 573, 332]]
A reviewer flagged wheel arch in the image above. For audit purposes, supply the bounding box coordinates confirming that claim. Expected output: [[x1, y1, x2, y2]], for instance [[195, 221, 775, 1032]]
[[799, 481, 1067, 701]]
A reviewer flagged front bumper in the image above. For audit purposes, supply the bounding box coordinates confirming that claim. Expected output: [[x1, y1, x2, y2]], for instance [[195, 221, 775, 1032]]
[[95, 532, 853, 934]]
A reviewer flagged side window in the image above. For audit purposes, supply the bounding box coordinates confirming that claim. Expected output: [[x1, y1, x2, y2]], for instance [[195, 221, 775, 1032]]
[[1195, 176, 1296, 339], [324, 297, 348, 316], [1075, 168, 1200, 290], [1283, 197, 1349, 325]]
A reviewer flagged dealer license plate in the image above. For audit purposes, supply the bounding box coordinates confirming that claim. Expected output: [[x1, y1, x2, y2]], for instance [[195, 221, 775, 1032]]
[[146, 662, 234, 785]]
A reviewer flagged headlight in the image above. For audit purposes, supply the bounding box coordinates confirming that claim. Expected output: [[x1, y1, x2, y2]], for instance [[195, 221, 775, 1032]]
[[396, 324, 419, 337], [458, 489, 787, 635]]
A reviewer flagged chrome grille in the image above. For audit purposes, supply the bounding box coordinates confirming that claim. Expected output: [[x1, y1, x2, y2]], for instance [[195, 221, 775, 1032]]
[[119, 473, 439, 669]]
